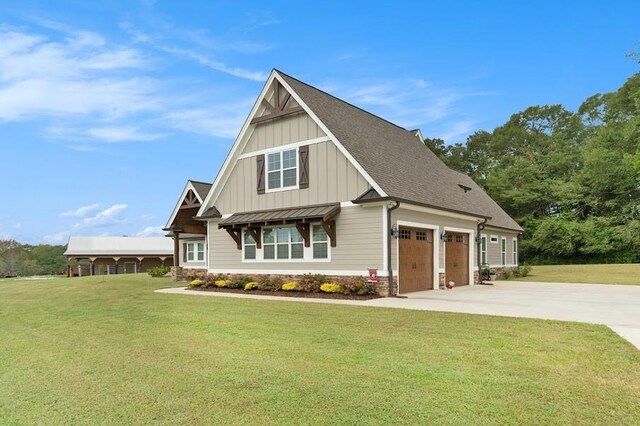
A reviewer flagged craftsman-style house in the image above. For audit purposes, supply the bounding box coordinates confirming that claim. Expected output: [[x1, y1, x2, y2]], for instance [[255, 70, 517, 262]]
[[165, 70, 522, 295]]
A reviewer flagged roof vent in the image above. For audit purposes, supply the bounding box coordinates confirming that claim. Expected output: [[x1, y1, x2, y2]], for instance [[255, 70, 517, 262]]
[[458, 184, 472, 193]]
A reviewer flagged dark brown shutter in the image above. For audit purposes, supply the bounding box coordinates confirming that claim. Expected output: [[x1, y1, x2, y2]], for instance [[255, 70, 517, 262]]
[[182, 243, 187, 262], [256, 154, 265, 194], [299, 145, 309, 189]]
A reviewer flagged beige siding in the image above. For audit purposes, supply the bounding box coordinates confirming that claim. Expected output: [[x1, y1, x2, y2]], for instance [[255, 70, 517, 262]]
[[241, 112, 325, 154], [179, 237, 207, 268], [390, 207, 480, 272], [482, 228, 519, 267], [208, 205, 384, 273], [215, 140, 370, 214]]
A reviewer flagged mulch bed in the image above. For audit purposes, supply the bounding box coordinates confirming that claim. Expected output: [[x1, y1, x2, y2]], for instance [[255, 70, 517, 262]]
[[187, 286, 381, 300]]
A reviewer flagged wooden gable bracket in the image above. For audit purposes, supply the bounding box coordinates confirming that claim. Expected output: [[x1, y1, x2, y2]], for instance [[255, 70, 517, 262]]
[[180, 190, 201, 209], [250, 80, 304, 125], [321, 220, 337, 247], [295, 222, 311, 248], [225, 228, 242, 250], [246, 227, 262, 249]]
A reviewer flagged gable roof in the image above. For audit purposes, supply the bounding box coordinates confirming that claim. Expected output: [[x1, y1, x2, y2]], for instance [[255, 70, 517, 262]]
[[277, 70, 522, 232], [190, 180, 212, 201], [64, 236, 173, 257], [164, 180, 211, 230]]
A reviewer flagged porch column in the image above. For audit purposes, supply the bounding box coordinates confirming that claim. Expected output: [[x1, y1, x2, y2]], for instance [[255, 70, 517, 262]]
[[173, 231, 180, 268]]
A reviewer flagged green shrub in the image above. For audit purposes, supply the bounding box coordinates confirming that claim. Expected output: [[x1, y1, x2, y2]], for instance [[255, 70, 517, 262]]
[[148, 265, 170, 278], [282, 281, 298, 291], [511, 264, 531, 278], [230, 275, 252, 289], [244, 282, 259, 291], [497, 269, 513, 280], [320, 283, 342, 293]]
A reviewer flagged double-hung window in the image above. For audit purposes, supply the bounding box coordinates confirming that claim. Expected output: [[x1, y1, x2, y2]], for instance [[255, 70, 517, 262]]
[[187, 241, 205, 262], [512, 238, 518, 265], [500, 237, 506, 265], [263, 227, 304, 260], [267, 149, 297, 190], [244, 232, 257, 260], [312, 225, 329, 259]]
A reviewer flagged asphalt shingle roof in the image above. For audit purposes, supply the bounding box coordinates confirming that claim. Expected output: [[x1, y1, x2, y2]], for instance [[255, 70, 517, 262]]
[[189, 180, 212, 202], [278, 70, 522, 232]]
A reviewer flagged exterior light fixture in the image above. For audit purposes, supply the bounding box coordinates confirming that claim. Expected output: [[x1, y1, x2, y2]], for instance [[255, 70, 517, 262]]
[[390, 224, 399, 239]]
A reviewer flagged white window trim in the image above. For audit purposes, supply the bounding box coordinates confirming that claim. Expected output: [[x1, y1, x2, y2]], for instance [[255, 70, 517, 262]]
[[480, 235, 488, 266], [500, 237, 507, 265], [185, 240, 206, 264], [241, 224, 331, 263], [512, 237, 518, 265], [265, 148, 299, 193]]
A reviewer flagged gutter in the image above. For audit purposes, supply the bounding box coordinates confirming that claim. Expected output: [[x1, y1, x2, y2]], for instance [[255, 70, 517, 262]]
[[387, 201, 400, 296]]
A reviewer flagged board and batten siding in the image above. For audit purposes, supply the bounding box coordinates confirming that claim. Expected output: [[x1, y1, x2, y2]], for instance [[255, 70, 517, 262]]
[[215, 139, 370, 214], [242, 111, 323, 154], [208, 205, 384, 274], [390, 207, 480, 272], [482, 228, 519, 267]]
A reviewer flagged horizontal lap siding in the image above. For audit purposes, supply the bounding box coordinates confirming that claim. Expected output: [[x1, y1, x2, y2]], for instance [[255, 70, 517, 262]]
[[208, 205, 383, 273], [482, 228, 519, 267], [391, 208, 479, 271]]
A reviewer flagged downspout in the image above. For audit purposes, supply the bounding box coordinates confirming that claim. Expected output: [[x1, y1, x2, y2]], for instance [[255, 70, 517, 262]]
[[477, 218, 487, 284], [387, 201, 400, 296]]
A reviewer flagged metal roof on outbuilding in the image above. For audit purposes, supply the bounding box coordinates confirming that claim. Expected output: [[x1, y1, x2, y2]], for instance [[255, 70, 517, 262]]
[[64, 236, 173, 257]]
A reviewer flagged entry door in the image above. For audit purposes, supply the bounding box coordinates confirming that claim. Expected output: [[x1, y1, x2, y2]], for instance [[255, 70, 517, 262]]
[[445, 232, 469, 286], [398, 227, 434, 293]]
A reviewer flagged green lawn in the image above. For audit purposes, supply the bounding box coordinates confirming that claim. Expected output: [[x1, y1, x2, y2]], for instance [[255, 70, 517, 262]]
[[513, 264, 640, 285], [1, 275, 638, 424]]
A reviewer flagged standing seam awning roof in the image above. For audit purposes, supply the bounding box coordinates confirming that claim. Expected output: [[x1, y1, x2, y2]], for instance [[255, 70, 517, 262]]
[[218, 203, 340, 228]]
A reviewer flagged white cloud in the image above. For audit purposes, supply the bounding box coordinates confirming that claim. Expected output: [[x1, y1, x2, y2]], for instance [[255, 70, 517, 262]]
[[73, 204, 128, 229], [60, 203, 102, 218], [162, 101, 252, 138], [13, 222, 22, 229], [134, 226, 164, 237]]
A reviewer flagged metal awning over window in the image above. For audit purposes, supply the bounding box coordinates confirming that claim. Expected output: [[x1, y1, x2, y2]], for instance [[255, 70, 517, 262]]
[[218, 203, 340, 250]]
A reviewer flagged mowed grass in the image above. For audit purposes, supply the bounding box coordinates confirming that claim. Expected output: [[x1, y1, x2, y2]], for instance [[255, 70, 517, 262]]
[[513, 263, 640, 285], [1, 275, 639, 425]]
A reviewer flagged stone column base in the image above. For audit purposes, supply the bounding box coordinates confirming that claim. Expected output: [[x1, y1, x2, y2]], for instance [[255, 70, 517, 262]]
[[171, 266, 183, 281]]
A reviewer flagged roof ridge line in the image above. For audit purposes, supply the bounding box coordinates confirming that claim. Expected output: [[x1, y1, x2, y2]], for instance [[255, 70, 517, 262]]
[[274, 69, 415, 135]]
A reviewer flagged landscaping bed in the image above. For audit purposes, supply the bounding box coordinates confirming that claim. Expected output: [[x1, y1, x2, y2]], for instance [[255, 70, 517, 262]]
[[187, 285, 380, 300], [183, 272, 381, 299]]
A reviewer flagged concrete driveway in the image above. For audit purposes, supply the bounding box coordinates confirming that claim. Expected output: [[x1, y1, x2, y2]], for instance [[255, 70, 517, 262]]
[[369, 281, 640, 349]]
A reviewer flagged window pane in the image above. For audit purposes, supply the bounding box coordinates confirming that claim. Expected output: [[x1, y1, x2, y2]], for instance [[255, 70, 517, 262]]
[[263, 229, 274, 244], [290, 228, 303, 243], [282, 169, 296, 187], [312, 225, 327, 242], [245, 245, 256, 260], [313, 242, 328, 259], [264, 245, 275, 259], [268, 171, 280, 189], [197, 243, 204, 252], [277, 243, 289, 259], [276, 228, 289, 243], [291, 243, 304, 259], [197, 251, 204, 261], [244, 232, 255, 244], [282, 149, 296, 168], [187, 252, 194, 261], [268, 152, 280, 171]]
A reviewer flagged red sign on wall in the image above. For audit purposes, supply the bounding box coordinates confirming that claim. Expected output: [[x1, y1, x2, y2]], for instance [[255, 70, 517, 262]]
[[368, 268, 379, 284]]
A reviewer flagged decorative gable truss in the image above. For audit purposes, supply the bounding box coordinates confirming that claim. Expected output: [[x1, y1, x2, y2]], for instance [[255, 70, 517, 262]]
[[250, 79, 304, 125]]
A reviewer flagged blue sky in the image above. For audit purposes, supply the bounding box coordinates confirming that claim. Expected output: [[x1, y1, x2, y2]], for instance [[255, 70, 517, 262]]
[[0, 1, 638, 244]]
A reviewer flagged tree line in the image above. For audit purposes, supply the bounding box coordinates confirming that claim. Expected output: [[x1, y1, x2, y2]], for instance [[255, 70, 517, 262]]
[[0, 240, 67, 277], [427, 71, 640, 264]]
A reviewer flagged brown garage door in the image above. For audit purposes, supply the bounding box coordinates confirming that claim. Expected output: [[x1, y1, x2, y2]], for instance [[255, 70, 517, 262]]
[[445, 232, 469, 286], [399, 227, 434, 293]]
